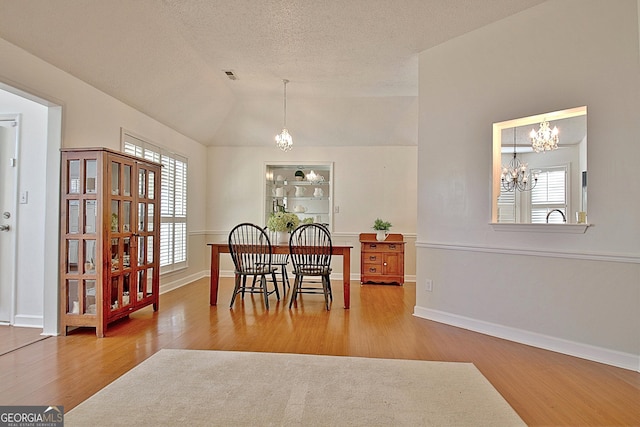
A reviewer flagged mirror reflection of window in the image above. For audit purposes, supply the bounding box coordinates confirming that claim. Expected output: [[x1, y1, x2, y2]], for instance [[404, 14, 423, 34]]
[[531, 167, 567, 223], [492, 106, 587, 224]]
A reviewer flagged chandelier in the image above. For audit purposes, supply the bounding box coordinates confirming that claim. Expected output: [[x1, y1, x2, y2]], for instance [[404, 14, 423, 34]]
[[501, 128, 538, 192], [275, 79, 293, 152], [529, 119, 559, 153]]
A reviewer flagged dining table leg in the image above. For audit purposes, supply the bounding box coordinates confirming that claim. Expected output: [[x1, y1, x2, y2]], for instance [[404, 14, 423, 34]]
[[210, 244, 220, 305], [343, 248, 350, 309]]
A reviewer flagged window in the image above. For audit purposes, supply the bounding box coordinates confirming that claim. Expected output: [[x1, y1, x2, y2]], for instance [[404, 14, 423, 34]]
[[530, 166, 567, 223], [122, 131, 187, 272]]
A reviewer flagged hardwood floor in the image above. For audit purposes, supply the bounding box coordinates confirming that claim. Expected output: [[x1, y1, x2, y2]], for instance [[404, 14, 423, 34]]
[[0, 325, 49, 355], [0, 277, 638, 425]]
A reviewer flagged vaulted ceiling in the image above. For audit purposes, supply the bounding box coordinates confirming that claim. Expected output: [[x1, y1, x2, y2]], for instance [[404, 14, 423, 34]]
[[0, 0, 545, 147]]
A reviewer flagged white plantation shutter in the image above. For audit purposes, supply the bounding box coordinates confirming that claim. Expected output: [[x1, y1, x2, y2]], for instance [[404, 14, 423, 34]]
[[159, 154, 187, 267], [123, 131, 188, 271], [531, 166, 567, 223], [497, 187, 516, 223]]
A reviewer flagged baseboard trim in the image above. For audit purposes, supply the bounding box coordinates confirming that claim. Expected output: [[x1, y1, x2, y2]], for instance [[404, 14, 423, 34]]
[[13, 315, 43, 328], [413, 306, 639, 372], [160, 271, 209, 294]]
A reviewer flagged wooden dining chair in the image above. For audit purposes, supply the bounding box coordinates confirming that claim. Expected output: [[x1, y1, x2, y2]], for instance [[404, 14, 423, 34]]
[[288, 223, 332, 310], [228, 223, 280, 310]]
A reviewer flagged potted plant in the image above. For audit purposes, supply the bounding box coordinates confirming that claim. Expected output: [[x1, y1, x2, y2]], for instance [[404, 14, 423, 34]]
[[267, 211, 301, 243], [372, 218, 392, 241]]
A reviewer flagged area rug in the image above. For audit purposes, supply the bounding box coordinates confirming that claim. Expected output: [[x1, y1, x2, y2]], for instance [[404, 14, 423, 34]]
[[65, 349, 525, 426]]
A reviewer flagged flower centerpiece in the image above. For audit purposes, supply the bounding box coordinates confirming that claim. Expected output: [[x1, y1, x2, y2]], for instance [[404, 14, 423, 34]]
[[372, 218, 392, 241], [267, 211, 301, 243]]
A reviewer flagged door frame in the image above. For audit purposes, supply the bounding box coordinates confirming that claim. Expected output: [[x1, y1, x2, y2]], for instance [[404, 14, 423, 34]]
[[0, 113, 21, 325]]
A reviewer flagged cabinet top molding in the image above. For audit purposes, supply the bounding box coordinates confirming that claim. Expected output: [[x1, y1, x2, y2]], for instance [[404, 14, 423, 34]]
[[61, 147, 163, 167], [359, 233, 405, 243]]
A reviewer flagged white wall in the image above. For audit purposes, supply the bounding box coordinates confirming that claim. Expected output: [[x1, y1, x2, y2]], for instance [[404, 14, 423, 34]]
[[416, 0, 640, 370], [206, 145, 417, 279], [0, 37, 209, 332]]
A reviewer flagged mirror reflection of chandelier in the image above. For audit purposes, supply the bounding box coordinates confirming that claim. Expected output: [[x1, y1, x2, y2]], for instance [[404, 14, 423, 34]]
[[530, 119, 559, 153], [502, 128, 538, 192], [275, 79, 293, 152]]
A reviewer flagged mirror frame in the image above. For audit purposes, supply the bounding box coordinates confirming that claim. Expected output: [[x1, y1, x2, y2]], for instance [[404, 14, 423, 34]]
[[491, 106, 589, 233]]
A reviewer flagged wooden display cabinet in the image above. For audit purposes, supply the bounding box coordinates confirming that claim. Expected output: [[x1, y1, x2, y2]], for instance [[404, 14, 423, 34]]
[[60, 148, 161, 337], [359, 233, 405, 285]]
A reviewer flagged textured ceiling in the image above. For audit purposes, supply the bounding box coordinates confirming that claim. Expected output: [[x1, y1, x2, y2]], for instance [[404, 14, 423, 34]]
[[0, 0, 546, 147]]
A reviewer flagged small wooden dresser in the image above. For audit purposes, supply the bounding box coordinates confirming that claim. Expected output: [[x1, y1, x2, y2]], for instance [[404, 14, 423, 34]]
[[359, 233, 405, 285]]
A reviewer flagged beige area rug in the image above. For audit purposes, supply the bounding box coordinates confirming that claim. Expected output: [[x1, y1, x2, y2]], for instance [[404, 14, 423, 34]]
[[66, 349, 525, 426]]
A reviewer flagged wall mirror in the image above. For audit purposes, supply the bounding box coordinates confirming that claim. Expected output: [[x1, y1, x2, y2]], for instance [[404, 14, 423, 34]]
[[492, 106, 587, 224]]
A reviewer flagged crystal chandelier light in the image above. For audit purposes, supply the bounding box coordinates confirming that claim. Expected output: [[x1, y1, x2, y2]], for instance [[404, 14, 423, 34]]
[[502, 128, 538, 192], [275, 79, 293, 152], [529, 119, 559, 153]]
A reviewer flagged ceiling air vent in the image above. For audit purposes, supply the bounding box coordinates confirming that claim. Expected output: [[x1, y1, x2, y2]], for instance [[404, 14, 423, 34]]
[[223, 70, 237, 80]]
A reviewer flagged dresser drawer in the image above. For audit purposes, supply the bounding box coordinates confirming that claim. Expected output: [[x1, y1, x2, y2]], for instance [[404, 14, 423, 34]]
[[363, 253, 383, 265], [362, 242, 403, 253], [363, 264, 382, 275]]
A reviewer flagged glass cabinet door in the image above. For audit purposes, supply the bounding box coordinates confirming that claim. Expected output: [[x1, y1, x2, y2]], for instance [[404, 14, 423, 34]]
[[63, 153, 100, 320], [107, 155, 138, 312]]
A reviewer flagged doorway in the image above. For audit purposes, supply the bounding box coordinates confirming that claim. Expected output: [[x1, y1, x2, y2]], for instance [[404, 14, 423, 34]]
[[0, 115, 18, 324]]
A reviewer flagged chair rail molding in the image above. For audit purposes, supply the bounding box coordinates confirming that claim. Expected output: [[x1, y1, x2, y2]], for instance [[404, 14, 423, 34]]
[[416, 241, 640, 264]]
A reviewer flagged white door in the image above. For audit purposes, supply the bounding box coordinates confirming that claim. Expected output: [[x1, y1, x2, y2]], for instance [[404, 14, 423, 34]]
[[0, 115, 18, 323]]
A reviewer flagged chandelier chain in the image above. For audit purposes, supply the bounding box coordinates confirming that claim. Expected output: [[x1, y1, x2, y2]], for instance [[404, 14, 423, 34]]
[[501, 127, 538, 192], [283, 79, 288, 128], [275, 79, 293, 152]]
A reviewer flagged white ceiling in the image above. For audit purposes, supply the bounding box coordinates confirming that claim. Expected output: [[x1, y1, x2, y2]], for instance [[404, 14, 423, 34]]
[[0, 0, 546, 147]]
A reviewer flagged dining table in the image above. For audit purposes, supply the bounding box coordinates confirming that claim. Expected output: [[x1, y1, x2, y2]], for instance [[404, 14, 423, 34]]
[[207, 242, 353, 308]]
